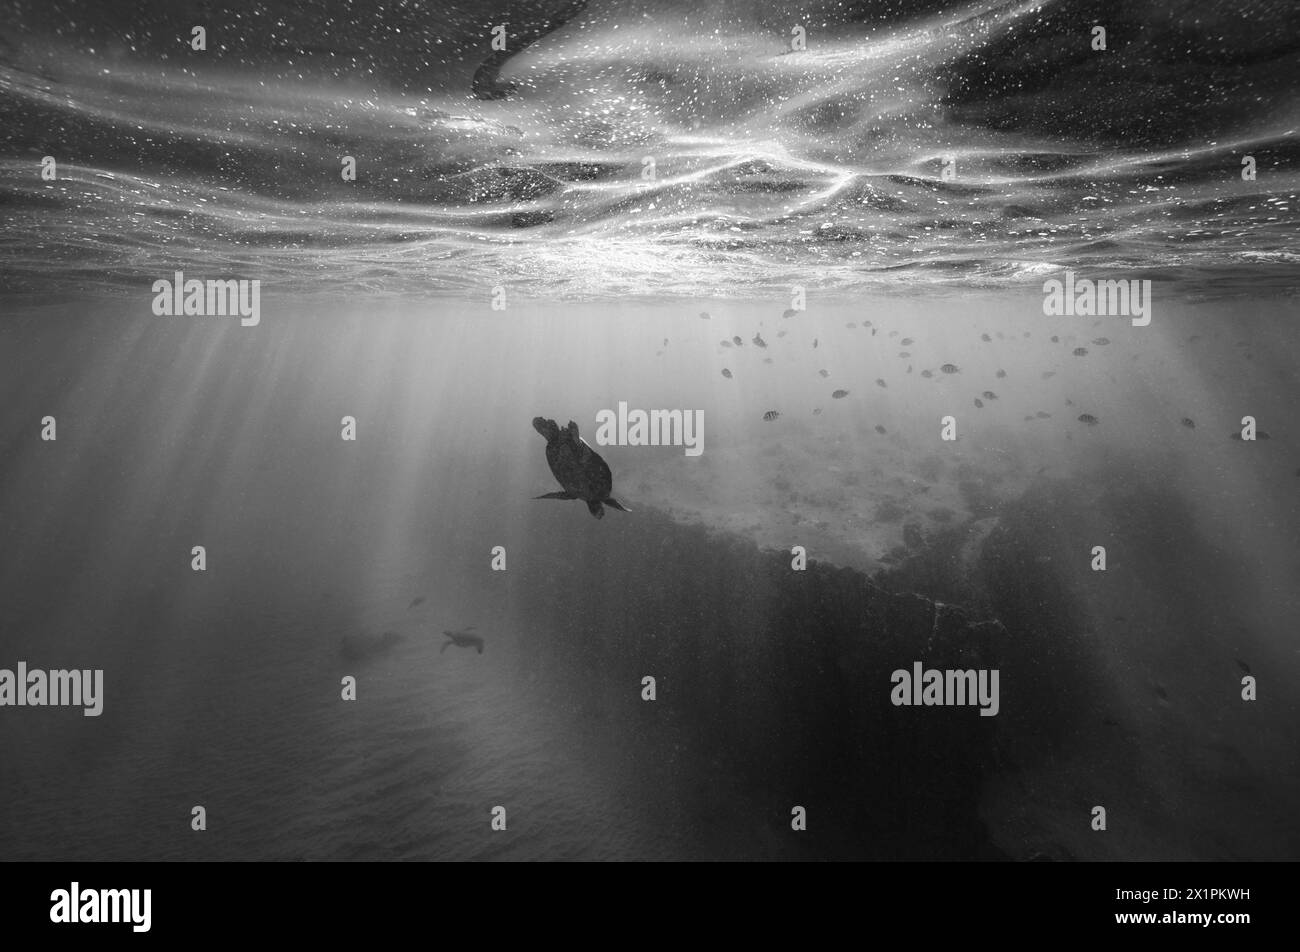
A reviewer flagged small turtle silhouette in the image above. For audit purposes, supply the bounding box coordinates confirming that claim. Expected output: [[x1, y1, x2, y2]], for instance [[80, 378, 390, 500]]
[[442, 627, 484, 654], [532, 417, 631, 519]]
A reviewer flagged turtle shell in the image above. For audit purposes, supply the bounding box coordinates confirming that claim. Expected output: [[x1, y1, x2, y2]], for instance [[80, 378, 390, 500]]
[[546, 429, 612, 502]]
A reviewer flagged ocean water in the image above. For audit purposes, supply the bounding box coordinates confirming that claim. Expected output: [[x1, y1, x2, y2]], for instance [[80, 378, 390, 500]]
[[1, 0, 1298, 862], [2, 0, 1298, 299]]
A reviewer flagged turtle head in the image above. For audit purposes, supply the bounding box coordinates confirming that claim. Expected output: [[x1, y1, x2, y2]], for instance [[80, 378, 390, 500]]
[[532, 417, 560, 441]]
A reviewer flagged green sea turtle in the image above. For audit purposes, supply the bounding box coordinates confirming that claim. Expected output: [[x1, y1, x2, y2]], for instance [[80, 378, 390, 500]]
[[442, 626, 484, 655], [532, 417, 631, 519]]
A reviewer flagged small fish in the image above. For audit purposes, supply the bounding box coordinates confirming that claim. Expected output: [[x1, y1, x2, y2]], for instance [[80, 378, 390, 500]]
[[813, 339, 819, 348], [783, 308, 798, 318], [996, 369, 1006, 378], [1073, 347, 1088, 356], [1235, 658, 1251, 674], [1065, 398, 1074, 406], [813, 407, 823, 415], [699, 312, 710, 319], [982, 391, 997, 400], [981, 333, 991, 342], [974, 398, 984, 408], [832, 389, 850, 399], [1077, 413, 1099, 426], [763, 410, 780, 422], [901, 338, 914, 346], [733, 336, 743, 346], [1180, 417, 1195, 429], [720, 339, 732, 347], [764, 357, 773, 363], [907, 365, 913, 373], [1041, 371, 1056, 379], [1230, 432, 1242, 440], [721, 368, 732, 379], [819, 369, 830, 378], [921, 369, 933, 378], [1092, 337, 1109, 345], [1050, 335, 1059, 343], [1153, 683, 1168, 701], [1036, 411, 1051, 419], [871, 328, 877, 335], [777, 330, 787, 338], [941, 364, 959, 374], [663, 337, 669, 346], [409, 597, 426, 609], [899, 351, 911, 358], [1259, 430, 1272, 440], [753, 333, 767, 347], [876, 378, 887, 388], [874, 425, 887, 435]]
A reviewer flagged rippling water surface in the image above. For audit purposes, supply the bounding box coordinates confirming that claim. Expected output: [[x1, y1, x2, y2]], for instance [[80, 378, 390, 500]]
[[2, 0, 1297, 300]]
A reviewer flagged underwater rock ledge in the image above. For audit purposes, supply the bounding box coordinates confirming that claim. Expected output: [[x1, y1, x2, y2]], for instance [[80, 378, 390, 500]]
[[517, 504, 1009, 859]]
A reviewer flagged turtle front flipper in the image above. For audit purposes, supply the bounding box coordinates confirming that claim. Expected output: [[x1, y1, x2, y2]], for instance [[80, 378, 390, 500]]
[[535, 491, 576, 500], [586, 500, 605, 519], [604, 498, 631, 513]]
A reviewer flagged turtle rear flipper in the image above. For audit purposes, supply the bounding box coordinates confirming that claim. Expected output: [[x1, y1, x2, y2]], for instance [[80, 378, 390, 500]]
[[535, 491, 576, 500], [586, 500, 605, 519], [604, 498, 631, 513]]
